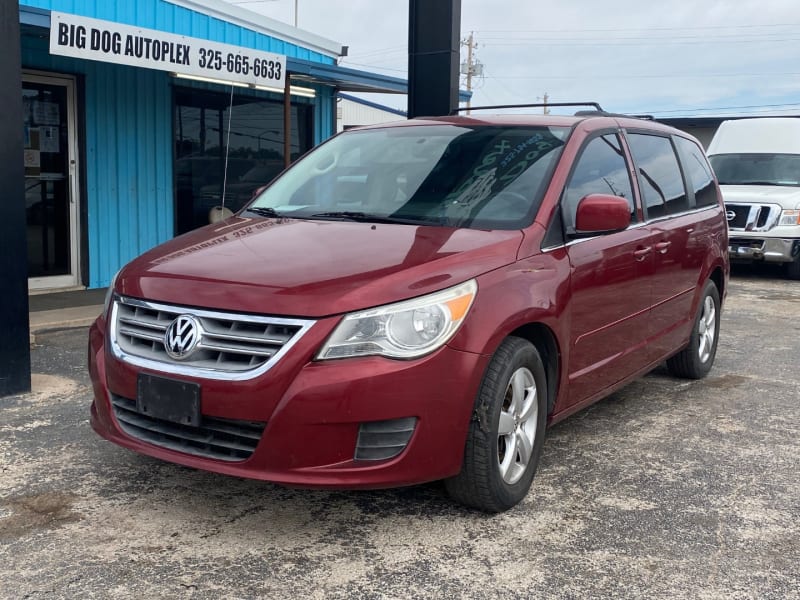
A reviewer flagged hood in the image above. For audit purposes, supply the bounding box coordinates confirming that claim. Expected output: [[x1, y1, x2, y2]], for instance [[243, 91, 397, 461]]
[[719, 184, 800, 208], [117, 216, 524, 317]]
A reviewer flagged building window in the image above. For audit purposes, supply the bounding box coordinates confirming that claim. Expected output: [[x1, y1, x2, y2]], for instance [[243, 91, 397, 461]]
[[174, 87, 312, 234]]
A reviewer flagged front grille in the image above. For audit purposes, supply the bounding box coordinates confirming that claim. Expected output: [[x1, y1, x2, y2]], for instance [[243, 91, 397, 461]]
[[724, 203, 782, 232], [355, 417, 417, 461], [726, 204, 750, 229], [111, 395, 265, 461], [110, 296, 314, 380]]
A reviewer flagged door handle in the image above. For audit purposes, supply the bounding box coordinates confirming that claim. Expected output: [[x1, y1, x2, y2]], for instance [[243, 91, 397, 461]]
[[69, 160, 76, 204], [655, 241, 671, 254], [633, 246, 652, 261]]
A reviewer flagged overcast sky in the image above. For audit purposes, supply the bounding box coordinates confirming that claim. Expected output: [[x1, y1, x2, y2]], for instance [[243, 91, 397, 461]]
[[226, 0, 800, 118]]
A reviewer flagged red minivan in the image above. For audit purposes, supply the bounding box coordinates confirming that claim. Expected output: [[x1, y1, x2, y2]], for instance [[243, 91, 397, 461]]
[[89, 109, 729, 512]]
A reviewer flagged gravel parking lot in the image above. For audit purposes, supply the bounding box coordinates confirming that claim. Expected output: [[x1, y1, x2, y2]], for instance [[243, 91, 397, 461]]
[[1, 269, 798, 599]]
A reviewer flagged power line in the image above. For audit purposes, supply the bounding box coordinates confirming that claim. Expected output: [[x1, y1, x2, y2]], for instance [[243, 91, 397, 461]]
[[473, 23, 800, 33], [479, 31, 800, 41], [341, 61, 406, 73], [345, 46, 407, 59], [480, 37, 800, 47], [641, 102, 800, 115], [488, 72, 800, 81]]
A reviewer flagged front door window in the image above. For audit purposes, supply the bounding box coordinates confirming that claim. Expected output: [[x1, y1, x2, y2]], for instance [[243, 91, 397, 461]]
[[23, 74, 79, 289]]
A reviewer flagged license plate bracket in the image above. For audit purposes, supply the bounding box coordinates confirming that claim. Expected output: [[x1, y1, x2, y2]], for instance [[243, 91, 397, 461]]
[[136, 374, 201, 427]]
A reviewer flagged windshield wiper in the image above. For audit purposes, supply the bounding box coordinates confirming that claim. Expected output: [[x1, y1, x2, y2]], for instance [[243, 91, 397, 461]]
[[244, 206, 284, 218], [308, 211, 435, 225]]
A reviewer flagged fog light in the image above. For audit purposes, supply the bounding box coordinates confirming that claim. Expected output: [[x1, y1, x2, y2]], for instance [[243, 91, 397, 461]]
[[355, 417, 417, 461]]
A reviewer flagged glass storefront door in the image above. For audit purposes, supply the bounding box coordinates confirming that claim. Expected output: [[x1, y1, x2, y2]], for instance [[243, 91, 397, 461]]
[[23, 73, 80, 290]]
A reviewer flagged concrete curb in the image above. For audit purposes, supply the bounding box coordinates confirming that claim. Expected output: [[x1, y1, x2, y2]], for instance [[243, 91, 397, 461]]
[[29, 305, 102, 345]]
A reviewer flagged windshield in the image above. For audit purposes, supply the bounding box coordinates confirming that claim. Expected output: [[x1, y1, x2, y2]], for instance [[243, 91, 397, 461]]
[[709, 153, 800, 187], [246, 124, 569, 229]]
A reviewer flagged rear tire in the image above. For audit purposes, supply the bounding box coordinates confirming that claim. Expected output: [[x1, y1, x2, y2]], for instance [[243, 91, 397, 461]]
[[666, 280, 720, 379], [445, 337, 547, 513]]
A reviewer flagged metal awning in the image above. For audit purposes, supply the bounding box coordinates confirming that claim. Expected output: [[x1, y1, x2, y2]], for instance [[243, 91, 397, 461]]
[[288, 57, 472, 102], [287, 58, 407, 94]]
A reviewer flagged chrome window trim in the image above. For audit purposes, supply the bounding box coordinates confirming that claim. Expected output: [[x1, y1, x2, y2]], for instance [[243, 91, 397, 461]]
[[109, 295, 316, 382], [541, 203, 722, 252]]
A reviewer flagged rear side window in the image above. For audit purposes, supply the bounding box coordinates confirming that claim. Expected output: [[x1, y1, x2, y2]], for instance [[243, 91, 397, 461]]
[[627, 133, 689, 219], [675, 136, 718, 207], [562, 134, 634, 231]]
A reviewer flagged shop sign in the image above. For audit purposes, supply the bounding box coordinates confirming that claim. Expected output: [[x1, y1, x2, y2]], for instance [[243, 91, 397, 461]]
[[49, 12, 286, 88]]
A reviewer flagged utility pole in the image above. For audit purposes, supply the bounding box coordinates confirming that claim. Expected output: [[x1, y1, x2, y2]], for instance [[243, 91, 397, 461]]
[[460, 31, 482, 114], [542, 92, 550, 114]]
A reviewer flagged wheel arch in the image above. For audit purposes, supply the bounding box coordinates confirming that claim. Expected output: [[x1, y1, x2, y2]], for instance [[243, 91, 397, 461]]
[[507, 323, 560, 415], [709, 264, 725, 305]]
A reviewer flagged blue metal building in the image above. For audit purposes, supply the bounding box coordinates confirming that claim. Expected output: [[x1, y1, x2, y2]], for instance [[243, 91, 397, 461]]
[[18, 0, 411, 291]]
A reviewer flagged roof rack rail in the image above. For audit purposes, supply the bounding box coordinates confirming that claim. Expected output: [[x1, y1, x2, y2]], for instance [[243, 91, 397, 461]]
[[573, 109, 654, 120], [449, 102, 603, 115]]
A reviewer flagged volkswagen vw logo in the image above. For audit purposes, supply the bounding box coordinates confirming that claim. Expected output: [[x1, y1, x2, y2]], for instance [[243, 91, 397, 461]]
[[164, 315, 201, 360], [725, 210, 736, 222]]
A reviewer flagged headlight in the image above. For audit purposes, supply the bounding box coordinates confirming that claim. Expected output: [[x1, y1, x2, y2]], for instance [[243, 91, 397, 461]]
[[778, 209, 800, 226], [101, 269, 121, 321], [317, 279, 478, 360]]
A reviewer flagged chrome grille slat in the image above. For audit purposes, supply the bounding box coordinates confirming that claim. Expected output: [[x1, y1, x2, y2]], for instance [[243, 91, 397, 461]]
[[200, 329, 291, 346], [725, 202, 782, 232], [118, 316, 168, 332], [118, 327, 164, 343], [109, 296, 315, 381], [198, 341, 276, 358]]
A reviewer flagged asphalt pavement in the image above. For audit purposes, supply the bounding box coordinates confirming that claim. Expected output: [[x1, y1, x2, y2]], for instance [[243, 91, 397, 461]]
[[1, 267, 798, 599]]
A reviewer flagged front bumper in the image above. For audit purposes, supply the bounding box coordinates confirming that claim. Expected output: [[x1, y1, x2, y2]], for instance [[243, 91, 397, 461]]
[[728, 236, 800, 264], [88, 317, 489, 489]]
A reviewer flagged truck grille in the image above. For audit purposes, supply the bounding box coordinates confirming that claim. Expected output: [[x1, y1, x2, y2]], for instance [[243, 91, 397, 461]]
[[724, 203, 782, 232], [110, 395, 265, 461], [109, 296, 314, 381]]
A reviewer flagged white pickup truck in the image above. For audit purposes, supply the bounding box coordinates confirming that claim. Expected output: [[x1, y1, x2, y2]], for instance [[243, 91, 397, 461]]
[[707, 118, 800, 279]]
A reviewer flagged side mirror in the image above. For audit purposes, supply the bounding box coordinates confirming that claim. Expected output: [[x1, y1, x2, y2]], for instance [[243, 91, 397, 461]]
[[573, 194, 631, 236]]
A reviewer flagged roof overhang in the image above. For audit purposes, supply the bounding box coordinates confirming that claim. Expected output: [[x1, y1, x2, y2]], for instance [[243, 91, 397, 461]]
[[288, 58, 407, 94], [163, 0, 345, 58], [288, 57, 472, 102]]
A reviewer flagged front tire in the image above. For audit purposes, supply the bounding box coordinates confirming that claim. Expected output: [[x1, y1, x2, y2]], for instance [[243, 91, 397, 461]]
[[786, 254, 800, 280], [445, 337, 547, 513], [666, 280, 721, 379]]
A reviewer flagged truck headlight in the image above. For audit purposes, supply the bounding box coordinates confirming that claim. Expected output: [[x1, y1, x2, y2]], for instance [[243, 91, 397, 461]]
[[316, 279, 477, 360], [778, 209, 800, 226]]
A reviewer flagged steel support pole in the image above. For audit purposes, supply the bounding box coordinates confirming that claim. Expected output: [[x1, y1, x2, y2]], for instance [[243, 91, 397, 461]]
[[407, 0, 461, 119], [0, 2, 31, 397], [284, 74, 291, 169]]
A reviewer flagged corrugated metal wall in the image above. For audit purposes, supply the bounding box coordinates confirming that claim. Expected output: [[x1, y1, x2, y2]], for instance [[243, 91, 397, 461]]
[[338, 98, 406, 132], [20, 0, 336, 288], [22, 35, 173, 289]]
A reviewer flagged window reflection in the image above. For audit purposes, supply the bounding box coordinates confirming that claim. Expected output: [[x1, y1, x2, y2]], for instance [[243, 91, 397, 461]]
[[174, 88, 312, 234]]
